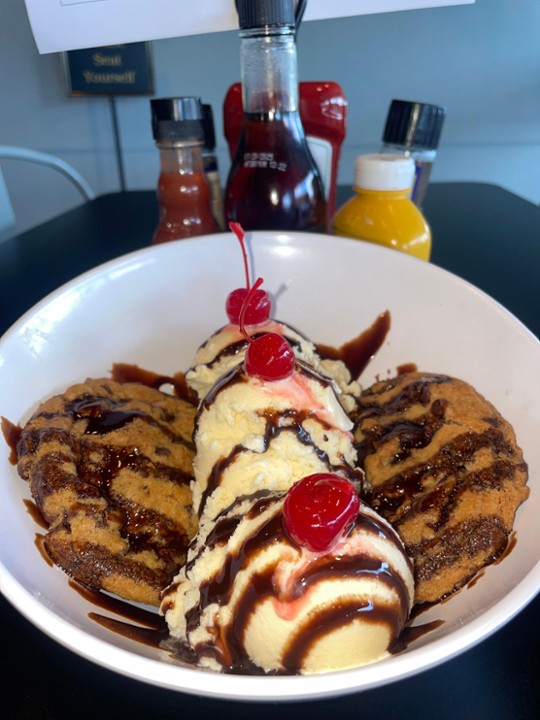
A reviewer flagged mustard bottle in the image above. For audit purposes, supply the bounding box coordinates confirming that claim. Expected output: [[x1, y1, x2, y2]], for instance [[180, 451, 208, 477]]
[[332, 154, 431, 261]]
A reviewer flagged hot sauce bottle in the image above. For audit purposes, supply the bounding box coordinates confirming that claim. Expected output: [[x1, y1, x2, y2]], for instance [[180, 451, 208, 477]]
[[151, 97, 220, 244], [224, 0, 326, 232]]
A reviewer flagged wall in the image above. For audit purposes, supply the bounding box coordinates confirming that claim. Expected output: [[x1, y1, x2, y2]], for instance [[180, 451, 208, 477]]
[[0, 0, 539, 239]]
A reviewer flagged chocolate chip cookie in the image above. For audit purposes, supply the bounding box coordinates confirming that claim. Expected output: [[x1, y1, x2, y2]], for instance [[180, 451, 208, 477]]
[[17, 378, 197, 606], [354, 372, 529, 605]]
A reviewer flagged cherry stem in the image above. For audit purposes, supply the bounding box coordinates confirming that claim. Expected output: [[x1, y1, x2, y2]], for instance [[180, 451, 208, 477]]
[[238, 276, 264, 344], [229, 222, 251, 291]]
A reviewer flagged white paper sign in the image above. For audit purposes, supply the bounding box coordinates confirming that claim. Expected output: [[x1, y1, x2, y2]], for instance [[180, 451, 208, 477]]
[[24, 0, 474, 54]]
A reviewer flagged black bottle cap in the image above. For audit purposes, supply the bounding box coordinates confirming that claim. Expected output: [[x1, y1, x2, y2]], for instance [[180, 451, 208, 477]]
[[236, 0, 295, 30], [382, 99, 446, 151], [201, 104, 216, 151], [150, 97, 204, 143]]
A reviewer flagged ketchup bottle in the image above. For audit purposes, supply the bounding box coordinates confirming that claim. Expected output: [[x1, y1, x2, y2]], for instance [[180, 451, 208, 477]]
[[224, 0, 326, 232], [151, 97, 220, 244]]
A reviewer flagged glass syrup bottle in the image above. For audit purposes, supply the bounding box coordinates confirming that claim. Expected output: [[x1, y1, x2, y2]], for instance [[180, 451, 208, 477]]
[[224, 0, 326, 232]]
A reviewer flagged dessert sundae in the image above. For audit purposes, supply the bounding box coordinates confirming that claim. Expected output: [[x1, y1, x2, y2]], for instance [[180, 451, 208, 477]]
[[3, 222, 529, 675]]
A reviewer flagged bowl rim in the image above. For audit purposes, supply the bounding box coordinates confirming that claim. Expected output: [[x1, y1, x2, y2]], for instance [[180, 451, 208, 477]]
[[1, 231, 539, 702]]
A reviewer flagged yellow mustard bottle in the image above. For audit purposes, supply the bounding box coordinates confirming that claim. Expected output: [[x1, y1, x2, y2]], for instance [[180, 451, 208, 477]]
[[332, 153, 431, 261]]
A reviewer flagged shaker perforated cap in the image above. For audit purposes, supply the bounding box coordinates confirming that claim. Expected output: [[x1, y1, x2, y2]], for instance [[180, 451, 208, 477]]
[[383, 99, 446, 150], [150, 97, 205, 143], [236, 0, 295, 29], [354, 154, 415, 191]]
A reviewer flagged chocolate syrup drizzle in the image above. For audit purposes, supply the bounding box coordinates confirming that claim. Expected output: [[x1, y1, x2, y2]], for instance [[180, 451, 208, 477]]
[[190, 311, 391, 386], [111, 363, 198, 405], [355, 374, 527, 593], [6, 384, 197, 602], [316, 310, 391, 379], [181, 494, 412, 674], [190, 325, 320, 376], [195, 362, 359, 518], [19, 393, 194, 493]]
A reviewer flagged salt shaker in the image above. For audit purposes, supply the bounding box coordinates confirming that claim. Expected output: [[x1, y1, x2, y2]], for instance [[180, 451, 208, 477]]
[[381, 99, 446, 208]]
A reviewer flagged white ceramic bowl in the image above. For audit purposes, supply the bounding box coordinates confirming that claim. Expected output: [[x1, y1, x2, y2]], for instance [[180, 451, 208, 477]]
[[1, 232, 539, 702]]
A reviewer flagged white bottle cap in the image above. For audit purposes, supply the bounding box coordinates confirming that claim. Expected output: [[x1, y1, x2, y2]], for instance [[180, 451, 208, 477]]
[[354, 153, 415, 191]]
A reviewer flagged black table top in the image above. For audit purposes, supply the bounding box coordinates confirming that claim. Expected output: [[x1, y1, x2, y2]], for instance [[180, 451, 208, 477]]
[[1, 182, 539, 337], [1, 183, 539, 719]]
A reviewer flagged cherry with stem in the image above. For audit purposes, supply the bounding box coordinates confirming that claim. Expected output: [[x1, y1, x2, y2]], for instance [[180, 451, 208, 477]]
[[226, 222, 271, 325], [238, 278, 295, 382]]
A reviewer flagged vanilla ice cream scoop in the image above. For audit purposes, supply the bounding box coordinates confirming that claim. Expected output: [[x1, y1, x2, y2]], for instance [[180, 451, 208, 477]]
[[185, 319, 360, 413], [161, 483, 414, 675], [191, 359, 361, 521], [187, 222, 360, 409], [186, 319, 316, 398]]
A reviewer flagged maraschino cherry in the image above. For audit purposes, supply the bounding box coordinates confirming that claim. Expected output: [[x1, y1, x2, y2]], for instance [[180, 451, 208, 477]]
[[283, 473, 360, 552], [226, 222, 271, 325], [238, 278, 295, 382]]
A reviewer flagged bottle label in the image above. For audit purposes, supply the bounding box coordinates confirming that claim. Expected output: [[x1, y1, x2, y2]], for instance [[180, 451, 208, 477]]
[[243, 152, 287, 172], [306, 135, 332, 201]]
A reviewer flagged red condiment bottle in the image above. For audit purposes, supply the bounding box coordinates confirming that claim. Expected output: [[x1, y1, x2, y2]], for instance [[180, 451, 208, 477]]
[[223, 0, 326, 232], [150, 97, 220, 244]]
